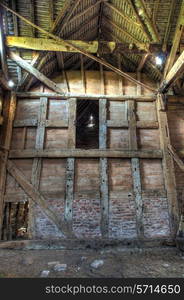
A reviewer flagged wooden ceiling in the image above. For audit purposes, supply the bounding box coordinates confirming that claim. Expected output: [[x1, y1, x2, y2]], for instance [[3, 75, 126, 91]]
[[0, 0, 184, 93]]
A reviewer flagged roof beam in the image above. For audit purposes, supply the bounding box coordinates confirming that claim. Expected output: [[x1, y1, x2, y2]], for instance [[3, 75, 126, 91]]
[[104, 1, 141, 28], [53, 0, 81, 34], [0, 2, 156, 92], [103, 15, 149, 52], [67, 0, 102, 26], [137, 53, 150, 71], [162, 0, 175, 52], [18, 0, 80, 90], [127, 0, 151, 42], [159, 50, 184, 93], [6, 36, 116, 53], [152, 0, 160, 22], [9, 52, 64, 94], [29, 0, 35, 37], [134, 0, 160, 42], [163, 0, 184, 78], [48, 0, 54, 31]]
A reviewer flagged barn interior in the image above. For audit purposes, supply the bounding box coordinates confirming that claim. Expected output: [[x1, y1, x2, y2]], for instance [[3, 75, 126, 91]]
[[0, 0, 184, 277]]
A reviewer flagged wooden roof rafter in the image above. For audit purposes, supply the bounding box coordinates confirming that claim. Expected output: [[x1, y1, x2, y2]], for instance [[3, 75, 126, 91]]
[[163, 0, 184, 79], [126, 0, 151, 42], [133, 0, 160, 43], [18, 0, 81, 91], [0, 2, 157, 93], [103, 15, 150, 52], [66, 0, 102, 28]]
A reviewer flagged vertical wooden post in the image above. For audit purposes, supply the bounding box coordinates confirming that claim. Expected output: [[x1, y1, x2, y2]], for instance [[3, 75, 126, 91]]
[[0, 91, 3, 125], [128, 78, 144, 238], [28, 97, 47, 238], [156, 93, 179, 236], [100, 64, 105, 94], [99, 98, 109, 237], [0, 92, 16, 239], [65, 98, 76, 232], [80, 54, 86, 93]]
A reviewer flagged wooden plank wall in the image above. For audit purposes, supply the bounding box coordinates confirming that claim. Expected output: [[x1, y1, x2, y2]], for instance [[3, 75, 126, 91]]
[[0, 71, 178, 240]]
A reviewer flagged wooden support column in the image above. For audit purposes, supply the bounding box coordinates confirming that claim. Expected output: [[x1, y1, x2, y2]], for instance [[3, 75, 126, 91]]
[[128, 95, 144, 238], [99, 99, 109, 237], [0, 91, 3, 125], [156, 93, 179, 236], [0, 92, 16, 238], [65, 98, 76, 233], [0, 8, 8, 80], [28, 96, 47, 238]]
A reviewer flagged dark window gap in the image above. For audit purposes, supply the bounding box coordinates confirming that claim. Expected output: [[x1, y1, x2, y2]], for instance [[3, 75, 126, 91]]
[[76, 100, 99, 149]]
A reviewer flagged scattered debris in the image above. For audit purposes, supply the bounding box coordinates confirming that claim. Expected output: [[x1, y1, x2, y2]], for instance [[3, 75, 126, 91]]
[[81, 256, 87, 261], [90, 259, 104, 269], [162, 263, 170, 268], [54, 264, 67, 272], [40, 270, 50, 278], [47, 261, 60, 266]]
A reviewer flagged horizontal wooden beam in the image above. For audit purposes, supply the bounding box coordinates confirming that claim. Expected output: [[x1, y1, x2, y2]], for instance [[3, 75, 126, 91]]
[[7, 149, 163, 159], [6, 36, 117, 54], [13, 119, 159, 129], [16, 92, 156, 101], [0, 2, 156, 92], [13, 119, 68, 128], [159, 50, 184, 92], [107, 120, 159, 129], [9, 52, 64, 94], [4, 189, 167, 203]]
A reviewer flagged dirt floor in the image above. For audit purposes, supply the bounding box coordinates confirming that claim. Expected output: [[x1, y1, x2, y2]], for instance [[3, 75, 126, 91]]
[[0, 246, 184, 278]]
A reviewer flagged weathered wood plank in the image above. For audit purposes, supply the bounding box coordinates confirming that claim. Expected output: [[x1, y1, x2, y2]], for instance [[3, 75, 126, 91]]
[[14, 119, 38, 127], [65, 158, 74, 232], [163, 1, 184, 77], [0, 158, 74, 238], [136, 121, 159, 129], [9, 52, 64, 94], [0, 92, 16, 238], [156, 93, 179, 236], [107, 120, 129, 128], [99, 99, 109, 237], [6, 36, 119, 53], [128, 99, 144, 238], [0, 9, 9, 79], [168, 144, 184, 172], [128, 100, 137, 150], [8, 149, 163, 158], [13, 119, 68, 128], [107, 120, 159, 129], [160, 50, 184, 93], [46, 120, 68, 128], [16, 92, 156, 101], [28, 97, 47, 238], [68, 98, 76, 149], [131, 158, 144, 238], [65, 99, 76, 233]]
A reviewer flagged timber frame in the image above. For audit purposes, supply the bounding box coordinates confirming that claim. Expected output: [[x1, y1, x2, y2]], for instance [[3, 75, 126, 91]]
[[0, 0, 184, 241]]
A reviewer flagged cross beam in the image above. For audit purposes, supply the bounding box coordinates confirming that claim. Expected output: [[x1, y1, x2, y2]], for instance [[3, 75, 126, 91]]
[[0, 2, 156, 92]]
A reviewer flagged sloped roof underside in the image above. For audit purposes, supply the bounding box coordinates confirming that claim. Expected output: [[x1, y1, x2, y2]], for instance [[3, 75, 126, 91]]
[[1, 0, 183, 90]]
